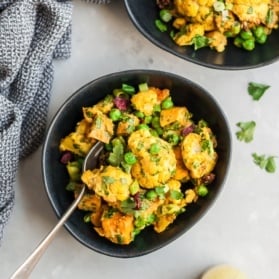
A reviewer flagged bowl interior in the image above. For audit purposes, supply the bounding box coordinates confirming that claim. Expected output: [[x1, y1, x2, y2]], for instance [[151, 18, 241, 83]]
[[124, 0, 279, 70], [42, 70, 231, 257]]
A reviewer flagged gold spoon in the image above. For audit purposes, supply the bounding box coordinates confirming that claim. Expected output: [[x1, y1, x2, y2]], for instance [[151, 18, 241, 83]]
[[10, 141, 104, 279]]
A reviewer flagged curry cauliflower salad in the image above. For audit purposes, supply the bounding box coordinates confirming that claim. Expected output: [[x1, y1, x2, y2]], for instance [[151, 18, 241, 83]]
[[59, 83, 218, 245], [156, 0, 279, 52]]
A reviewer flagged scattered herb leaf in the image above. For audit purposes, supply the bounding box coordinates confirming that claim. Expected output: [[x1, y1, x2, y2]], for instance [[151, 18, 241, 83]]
[[252, 153, 277, 173], [248, 82, 270, 101], [236, 121, 256, 143]]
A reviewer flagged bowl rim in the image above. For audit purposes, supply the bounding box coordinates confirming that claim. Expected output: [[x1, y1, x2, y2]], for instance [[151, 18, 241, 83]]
[[42, 69, 232, 257]]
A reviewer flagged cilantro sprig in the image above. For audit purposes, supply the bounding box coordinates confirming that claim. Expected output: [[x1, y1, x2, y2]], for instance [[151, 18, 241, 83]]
[[235, 121, 256, 143], [252, 153, 277, 173]]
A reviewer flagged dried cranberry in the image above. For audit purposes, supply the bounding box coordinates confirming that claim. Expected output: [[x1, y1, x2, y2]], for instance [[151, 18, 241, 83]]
[[60, 151, 73, 164], [114, 96, 129, 111], [156, 0, 171, 9], [133, 192, 141, 210], [202, 173, 216, 185], [181, 124, 195, 137]]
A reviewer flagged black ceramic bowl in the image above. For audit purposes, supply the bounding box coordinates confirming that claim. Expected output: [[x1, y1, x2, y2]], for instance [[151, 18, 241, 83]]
[[124, 0, 279, 70], [42, 69, 231, 258]]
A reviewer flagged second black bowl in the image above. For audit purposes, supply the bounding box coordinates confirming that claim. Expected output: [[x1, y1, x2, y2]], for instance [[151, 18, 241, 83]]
[[124, 0, 279, 70]]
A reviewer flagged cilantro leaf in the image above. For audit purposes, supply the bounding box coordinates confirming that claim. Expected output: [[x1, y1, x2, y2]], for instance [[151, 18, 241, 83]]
[[191, 35, 209, 50], [252, 153, 277, 173], [107, 138, 124, 166], [265, 156, 277, 173], [236, 121, 256, 143], [248, 82, 270, 101]]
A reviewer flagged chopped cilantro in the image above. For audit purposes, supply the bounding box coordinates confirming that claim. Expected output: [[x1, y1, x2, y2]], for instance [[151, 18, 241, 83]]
[[191, 35, 209, 50], [201, 139, 214, 155], [236, 121, 256, 143], [120, 198, 136, 214], [95, 116, 102, 129], [248, 82, 270, 101], [102, 176, 115, 185], [266, 9, 274, 25], [107, 138, 124, 166]]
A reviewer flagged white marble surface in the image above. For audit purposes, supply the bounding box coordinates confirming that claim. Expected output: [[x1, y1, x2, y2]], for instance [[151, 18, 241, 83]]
[[1, 1, 279, 278]]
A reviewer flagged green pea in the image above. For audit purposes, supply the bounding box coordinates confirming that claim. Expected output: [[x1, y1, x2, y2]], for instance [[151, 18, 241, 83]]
[[124, 152, 137, 165], [231, 22, 241, 35], [159, 9, 172, 23], [242, 39, 255, 51], [253, 26, 265, 39], [155, 127, 163, 136], [153, 104, 161, 113], [151, 116, 161, 129], [167, 134, 180, 146], [109, 108, 122, 121], [144, 115, 152, 124], [150, 143, 160, 154], [161, 97, 174, 109], [134, 111, 145, 118], [233, 36, 244, 48], [256, 33, 267, 44], [145, 190, 158, 200], [137, 123, 149, 130], [149, 129, 159, 137], [240, 30, 254, 40], [197, 184, 208, 197]]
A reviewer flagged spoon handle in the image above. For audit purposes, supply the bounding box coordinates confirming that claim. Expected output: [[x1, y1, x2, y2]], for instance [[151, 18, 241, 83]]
[[10, 187, 85, 279]]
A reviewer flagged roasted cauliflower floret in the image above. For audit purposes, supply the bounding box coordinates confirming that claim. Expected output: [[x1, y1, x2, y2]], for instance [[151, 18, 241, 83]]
[[207, 30, 227, 52], [59, 119, 95, 156], [87, 112, 114, 144], [153, 179, 186, 233], [181, 127, 217, 179], [82, 95, 114, 119], [227, 0, 270, 26], [128, 129, 176, 188], [160, 106, 191, 128], [95, 209, 134, 245], [81, 165, 133, 203], [173, 146, 191, 182], [116, 113, 140, 136], [174, 23, 205, 46], [174, 0, 215, 18], [130, 89, 158, 116], [77, 193, 103, 227]]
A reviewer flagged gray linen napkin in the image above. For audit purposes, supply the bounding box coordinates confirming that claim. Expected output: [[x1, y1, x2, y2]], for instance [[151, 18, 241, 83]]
[[0, 0, 74, 243]]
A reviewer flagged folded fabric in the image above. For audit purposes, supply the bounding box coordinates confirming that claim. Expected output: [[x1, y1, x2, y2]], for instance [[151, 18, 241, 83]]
[[0, 0, 73, 242]]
